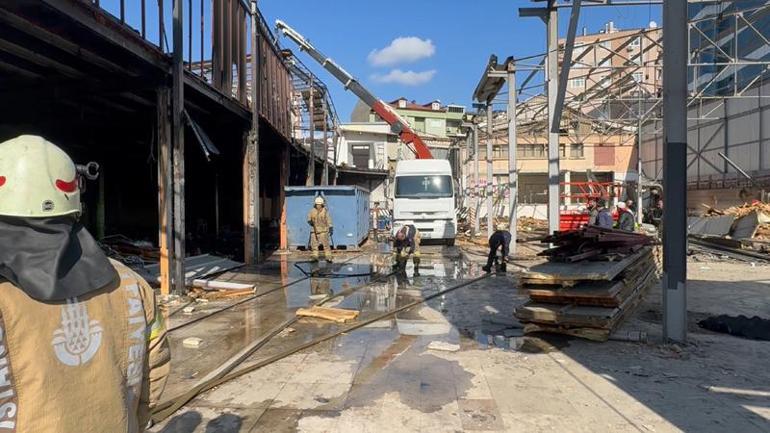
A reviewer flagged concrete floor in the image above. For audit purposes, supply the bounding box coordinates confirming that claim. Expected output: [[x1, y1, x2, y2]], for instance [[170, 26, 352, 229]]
[[150, 246, 770, 433]]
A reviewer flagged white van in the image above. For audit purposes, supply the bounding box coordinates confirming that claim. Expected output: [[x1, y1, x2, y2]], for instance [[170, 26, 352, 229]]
[[392, 159, 457, 246]]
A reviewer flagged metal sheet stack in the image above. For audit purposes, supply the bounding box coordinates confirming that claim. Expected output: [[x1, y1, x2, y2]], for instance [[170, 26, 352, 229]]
[[515, 246, 659, 341], [539, 226, 655, 262]]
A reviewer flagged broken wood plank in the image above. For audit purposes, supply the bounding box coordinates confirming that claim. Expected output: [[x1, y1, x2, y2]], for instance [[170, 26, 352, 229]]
[[296, 306, 360, 323]]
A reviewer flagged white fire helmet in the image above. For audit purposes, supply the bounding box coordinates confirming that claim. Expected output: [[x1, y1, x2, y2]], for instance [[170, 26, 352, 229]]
[[0, 135, 81, 218], [314, 196, 325, 206]]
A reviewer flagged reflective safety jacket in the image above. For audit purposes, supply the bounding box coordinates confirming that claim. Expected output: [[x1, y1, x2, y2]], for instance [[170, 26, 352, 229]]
[[307, 207, 333, 234], [0, 260, 170, 433]]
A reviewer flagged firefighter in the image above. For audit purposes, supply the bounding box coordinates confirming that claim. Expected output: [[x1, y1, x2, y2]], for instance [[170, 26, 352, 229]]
[[392, 224, 422, 276], [483, 222, 512, 273], [0, 135, 170, 433], [307, 196, 333, 262]]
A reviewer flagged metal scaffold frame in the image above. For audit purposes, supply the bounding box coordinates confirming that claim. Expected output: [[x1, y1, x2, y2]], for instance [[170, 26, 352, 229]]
[[283, 53, 341, 186], [472, 0, 770, 342]]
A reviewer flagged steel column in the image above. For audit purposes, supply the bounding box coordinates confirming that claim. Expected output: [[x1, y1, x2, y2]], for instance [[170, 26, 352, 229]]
[[507, 65, 518, 256], [662, 0, 688, 343], [473, 124, 480, 236], [486, 105, 494, 240], [306, 86, 316, 186], [172, 0, 186, 294], [322, 100, 329, 186], [546, 3, 560, 236]]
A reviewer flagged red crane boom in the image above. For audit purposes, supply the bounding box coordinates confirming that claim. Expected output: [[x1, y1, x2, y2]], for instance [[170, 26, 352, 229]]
[[276, 20, 433, 159]]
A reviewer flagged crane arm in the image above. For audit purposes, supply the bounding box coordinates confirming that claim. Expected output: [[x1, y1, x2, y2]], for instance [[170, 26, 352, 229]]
[[275, 20, 433, 159]]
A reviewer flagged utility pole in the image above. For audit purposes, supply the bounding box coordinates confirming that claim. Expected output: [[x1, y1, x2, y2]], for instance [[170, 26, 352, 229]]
[[486, 105, 494, 240], [662, 0, 688, 343], [546, 1, 560, 237], [507, 62, 518, 257]]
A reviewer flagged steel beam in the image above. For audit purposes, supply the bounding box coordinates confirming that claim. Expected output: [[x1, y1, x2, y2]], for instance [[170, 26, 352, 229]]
[[507, 64, 518, 256], [662, 0, 688, 343], [551, 0, 582, 134], [546, 2, 560, 237]]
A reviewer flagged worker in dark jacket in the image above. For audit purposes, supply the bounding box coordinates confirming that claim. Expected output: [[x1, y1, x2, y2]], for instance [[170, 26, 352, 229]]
[[595, 199, 614, 229], [587, 199, 599, 226], [616, 202, 635, 231], [483, 223, 512, 273], [393, 224, 422, 275]]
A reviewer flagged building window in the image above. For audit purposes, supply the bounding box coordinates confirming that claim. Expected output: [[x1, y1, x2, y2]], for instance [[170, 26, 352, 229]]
[[569, 143, 584, 159], [447, 105, 465, 114], [398, 99, 407, 108], [431, 102, 441, 111], [569, 78, 586, 89], [517, 143, 546, 159], [632, 72, 644, 83], [629, 37, 640, 48]]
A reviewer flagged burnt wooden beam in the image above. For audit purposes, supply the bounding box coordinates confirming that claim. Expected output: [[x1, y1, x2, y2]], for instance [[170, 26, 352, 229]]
[[0, 8, 141, 77], [36, 0, 169, 70]]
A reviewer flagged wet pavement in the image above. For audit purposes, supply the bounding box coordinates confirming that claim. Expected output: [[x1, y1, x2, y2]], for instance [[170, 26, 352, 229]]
[[150, 245, 770, 433]]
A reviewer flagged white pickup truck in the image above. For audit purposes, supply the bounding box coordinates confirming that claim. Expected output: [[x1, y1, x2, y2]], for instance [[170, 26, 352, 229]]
[[392, 159, 457, 246]]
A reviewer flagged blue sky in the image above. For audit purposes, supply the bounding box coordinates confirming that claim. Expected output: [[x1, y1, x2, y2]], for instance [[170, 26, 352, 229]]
[[262, 0, 661, 121], [97, 0, 661, 121]]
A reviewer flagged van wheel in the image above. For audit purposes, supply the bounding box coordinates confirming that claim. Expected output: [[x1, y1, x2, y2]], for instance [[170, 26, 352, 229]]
[[446, 238, 455, 247]]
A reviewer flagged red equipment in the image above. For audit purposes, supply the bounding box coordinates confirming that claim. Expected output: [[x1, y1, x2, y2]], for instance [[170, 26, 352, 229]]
[[558, 181, 624, 231], [276, 20, 433, 159]]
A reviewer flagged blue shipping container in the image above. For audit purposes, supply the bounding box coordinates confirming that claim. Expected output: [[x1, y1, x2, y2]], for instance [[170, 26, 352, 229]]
[[284, 186, 370, 250]]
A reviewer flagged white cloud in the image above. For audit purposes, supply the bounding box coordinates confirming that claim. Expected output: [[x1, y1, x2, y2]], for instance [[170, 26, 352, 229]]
[[370, 69, 437, 86], [368, 37, 436, 67]]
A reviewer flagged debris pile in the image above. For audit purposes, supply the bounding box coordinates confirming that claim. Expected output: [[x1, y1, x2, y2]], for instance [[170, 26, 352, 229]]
[[704, 201, 770, 218], [539, 226, 655, 263], [691, 201, 770, 259], [515, 247, 658, 341], [518, 217, 548, 232]]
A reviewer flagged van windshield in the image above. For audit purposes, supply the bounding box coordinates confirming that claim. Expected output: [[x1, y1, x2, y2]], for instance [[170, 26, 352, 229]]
[[395, 175, 453, 198]]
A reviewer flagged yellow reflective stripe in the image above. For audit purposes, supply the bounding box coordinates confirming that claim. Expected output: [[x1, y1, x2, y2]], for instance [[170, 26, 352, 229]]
[[148, 309, 165, 341]]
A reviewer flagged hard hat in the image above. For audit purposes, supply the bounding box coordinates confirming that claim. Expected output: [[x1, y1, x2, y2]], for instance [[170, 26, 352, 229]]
[[496, 222, 508, 231], [0, 135, 80, 218], [617, 202, 627, 209], [314, 196, 325, 206]]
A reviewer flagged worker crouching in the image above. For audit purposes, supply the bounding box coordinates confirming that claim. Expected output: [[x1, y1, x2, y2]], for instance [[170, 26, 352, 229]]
[[483, 223, 512, 273], [0, 135, 170, 433], [308, 196, 334, 263], [392, 224, 422, 275]]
